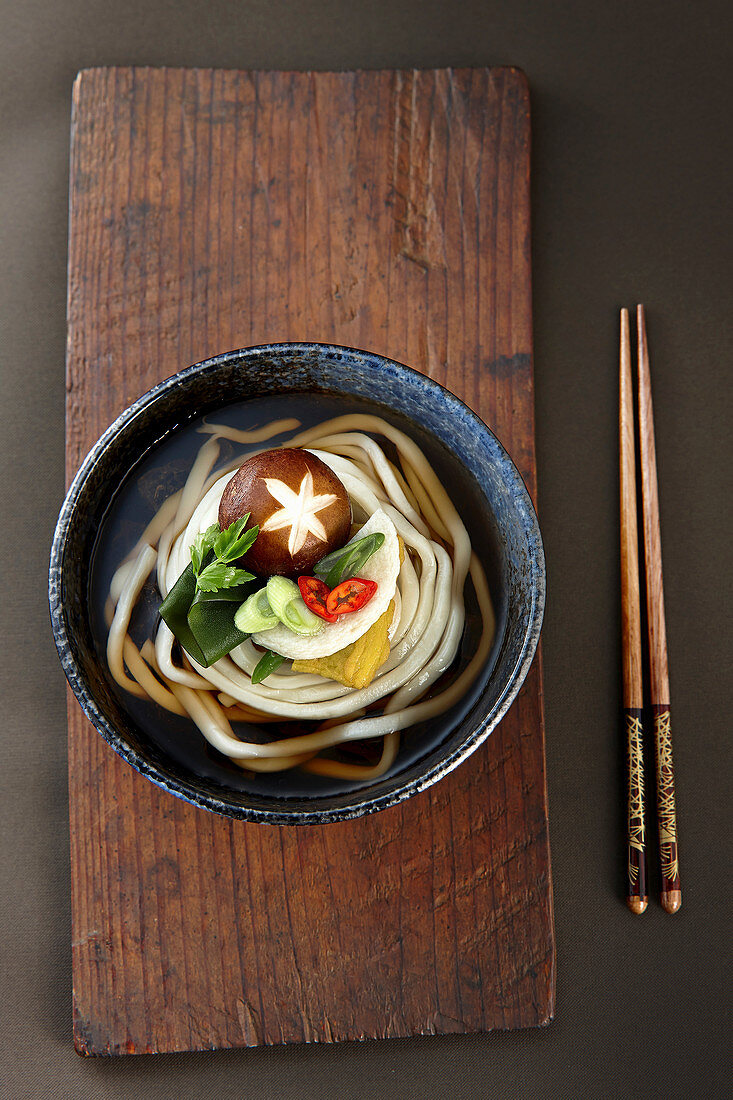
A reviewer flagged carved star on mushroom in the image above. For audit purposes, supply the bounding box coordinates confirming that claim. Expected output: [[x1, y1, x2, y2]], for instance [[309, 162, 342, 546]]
[[260, 471, 338, 556]]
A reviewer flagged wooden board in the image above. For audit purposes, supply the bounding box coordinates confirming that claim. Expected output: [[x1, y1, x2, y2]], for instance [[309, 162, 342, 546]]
[[66, 66, 554, 1055]]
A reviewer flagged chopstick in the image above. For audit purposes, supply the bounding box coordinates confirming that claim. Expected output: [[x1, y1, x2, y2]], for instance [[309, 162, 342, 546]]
[[619, 306, 682, 914], [619, 308, 648, 913], [636, 305, 681, 914]]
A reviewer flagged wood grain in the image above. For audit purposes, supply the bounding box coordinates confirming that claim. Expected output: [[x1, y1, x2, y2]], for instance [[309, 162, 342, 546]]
[[619, 309, 643, 711], [66, 66, 554, 1054], [637, 306, 670, 704]]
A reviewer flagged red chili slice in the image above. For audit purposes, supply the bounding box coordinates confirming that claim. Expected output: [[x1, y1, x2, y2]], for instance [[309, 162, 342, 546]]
[[298, 576, 338, 622], [325, 578, 378, 617]]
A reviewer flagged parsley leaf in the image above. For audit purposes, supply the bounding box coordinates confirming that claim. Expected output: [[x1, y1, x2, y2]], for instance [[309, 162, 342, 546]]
[[224, 524, 259, 561], [196, 563, 254, 593], [214, 514, 260, 563], [190, 513, 260, 593], [213, 514, 248, 560], [190, 523, 220, 576]]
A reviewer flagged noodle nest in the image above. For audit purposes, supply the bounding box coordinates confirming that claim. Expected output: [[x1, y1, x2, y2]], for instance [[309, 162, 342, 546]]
[[106, 414, 495, 781]]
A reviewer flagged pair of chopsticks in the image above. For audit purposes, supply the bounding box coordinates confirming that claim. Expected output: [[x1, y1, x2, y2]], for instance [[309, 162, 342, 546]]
[[619, 306, 681, 915]]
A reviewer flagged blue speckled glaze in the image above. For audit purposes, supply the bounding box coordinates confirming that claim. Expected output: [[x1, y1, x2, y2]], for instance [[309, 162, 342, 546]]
[[49, 344, 545, 825]]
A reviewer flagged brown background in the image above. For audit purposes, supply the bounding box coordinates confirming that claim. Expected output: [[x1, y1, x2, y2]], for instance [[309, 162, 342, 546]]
[[0, 1, 730, 1097]]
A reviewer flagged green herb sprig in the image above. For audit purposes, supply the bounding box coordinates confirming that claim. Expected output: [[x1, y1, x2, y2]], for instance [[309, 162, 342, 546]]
[[191, 515, 259, 593], [159, 514, 261, 667]]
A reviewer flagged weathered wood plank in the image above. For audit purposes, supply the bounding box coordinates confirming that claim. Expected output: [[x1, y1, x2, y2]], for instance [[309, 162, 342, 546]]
[[66, 65, 554, 1055]]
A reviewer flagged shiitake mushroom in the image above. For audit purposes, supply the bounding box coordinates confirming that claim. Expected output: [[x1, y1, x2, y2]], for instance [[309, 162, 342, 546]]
[[218, 448, 351, 577]]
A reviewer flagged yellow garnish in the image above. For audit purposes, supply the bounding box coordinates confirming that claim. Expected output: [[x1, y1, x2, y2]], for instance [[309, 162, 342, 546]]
[[292, 601, 395, 689]]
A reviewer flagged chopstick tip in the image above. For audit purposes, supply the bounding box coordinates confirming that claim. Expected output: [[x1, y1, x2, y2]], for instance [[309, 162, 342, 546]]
[[626, 896, 648, 915], [661, 889, 682, 914], [620, 308, 630, 346]]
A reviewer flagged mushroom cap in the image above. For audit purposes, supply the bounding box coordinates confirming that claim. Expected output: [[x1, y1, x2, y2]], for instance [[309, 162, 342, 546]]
[[218, 448, 352, 577]]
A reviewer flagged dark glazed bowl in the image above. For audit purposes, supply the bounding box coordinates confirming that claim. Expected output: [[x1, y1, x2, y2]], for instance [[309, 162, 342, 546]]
[[49, 344, 544, 824]]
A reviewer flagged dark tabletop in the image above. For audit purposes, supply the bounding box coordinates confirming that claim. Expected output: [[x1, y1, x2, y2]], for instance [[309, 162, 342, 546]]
[[1, 2, 730, 1097]]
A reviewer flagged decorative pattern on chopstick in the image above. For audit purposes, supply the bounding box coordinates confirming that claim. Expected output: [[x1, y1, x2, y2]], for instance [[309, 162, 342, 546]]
[[625, 709, 646, 895], [653, 705, 680, 889]]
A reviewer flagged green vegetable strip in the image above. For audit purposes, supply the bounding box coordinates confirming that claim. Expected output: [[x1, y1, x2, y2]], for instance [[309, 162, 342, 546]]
[[159, 563, 206, 664], [187, 581, 254, 666], [251, 649, 286, 685], [313, 532, 386, 588]]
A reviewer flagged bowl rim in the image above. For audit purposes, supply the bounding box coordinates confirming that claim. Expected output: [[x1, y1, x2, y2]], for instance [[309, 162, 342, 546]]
[[49, 341, 545, 824]]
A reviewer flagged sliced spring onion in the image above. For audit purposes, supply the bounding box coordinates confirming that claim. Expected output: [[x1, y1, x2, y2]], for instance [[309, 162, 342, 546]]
[[234, 587, 279, 634], [313, 532, 385, 588], [266, 576, 325, 636], [251, 649, 286, 685]]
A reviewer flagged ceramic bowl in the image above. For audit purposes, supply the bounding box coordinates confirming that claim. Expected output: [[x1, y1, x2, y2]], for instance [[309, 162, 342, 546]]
[[49, 343, 544, 824]]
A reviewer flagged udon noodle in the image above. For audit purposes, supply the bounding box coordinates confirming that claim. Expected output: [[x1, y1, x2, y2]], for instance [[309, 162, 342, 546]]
[[106, 414, 495, 780]]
